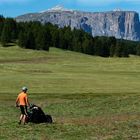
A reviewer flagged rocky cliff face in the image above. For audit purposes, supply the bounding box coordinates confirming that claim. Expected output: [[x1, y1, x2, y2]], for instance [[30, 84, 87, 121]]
[[16, 6, 140, 41]]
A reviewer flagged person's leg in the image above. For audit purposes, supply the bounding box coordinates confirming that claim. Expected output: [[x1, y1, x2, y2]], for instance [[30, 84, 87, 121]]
[[23, 115, 27, 124], [23, 106, 28, 124], [19, 114, 23, 124], [19, 105, 25, 124]]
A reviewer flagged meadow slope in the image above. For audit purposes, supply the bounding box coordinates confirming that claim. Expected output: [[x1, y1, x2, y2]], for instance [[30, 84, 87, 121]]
[[0, 46, 140, 140]]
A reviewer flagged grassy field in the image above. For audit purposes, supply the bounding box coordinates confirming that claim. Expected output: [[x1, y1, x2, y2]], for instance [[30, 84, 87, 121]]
[[1, 46, 140, 140]]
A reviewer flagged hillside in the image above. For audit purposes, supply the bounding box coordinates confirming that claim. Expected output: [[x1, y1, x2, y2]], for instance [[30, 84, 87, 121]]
[[16, 6, 140, 41], [1, 46, 140, 94], [1, 46, 140, 139]]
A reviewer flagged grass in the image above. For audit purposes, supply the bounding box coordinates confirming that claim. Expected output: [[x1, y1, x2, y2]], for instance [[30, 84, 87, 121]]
[[1, 46, 140, 139]]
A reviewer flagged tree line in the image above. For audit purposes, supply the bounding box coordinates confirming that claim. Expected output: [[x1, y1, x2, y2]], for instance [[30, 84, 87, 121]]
[[0, 15, 140, 57]]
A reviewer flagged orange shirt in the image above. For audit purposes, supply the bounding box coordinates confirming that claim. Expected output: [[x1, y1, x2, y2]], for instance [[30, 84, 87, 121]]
[[16, 92, 28, 106]]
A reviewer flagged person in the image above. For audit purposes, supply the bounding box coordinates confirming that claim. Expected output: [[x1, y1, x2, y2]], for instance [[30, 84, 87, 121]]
[[15, 87, 30, 125]]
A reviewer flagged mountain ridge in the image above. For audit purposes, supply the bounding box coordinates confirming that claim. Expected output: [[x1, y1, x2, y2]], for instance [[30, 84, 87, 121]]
[[16, 6, 140, 41]]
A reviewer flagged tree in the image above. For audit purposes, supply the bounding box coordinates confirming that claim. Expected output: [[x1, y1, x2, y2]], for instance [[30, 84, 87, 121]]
[[94, 36, 104, 56], [35, 27, 50, 51], [51, 29, 60, 48], [18, 31, 27, 48], [26, 31, 36, 49], [0, 15, 5, 37], [1, 18, 17, 46], [109, 37, 116, 57], [114, 40, 129, 57], [136, 43, 140, 56], [82, 36, 94, 55]]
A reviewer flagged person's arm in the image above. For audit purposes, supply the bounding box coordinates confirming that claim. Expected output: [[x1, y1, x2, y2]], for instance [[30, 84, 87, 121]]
[[27, 98, 30, 107], [15, 95, 19, 107], [25, 95, 30, 107]]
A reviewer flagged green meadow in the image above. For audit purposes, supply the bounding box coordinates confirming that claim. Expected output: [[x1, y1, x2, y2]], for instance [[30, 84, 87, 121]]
[[0, 46, 140, 140]]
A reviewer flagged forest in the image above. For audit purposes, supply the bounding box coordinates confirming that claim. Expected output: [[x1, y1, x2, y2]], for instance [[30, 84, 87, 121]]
[[0, 15, 140, 57]]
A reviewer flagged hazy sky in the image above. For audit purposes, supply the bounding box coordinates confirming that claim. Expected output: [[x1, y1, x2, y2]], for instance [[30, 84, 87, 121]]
[[1, 0, 140, 17]]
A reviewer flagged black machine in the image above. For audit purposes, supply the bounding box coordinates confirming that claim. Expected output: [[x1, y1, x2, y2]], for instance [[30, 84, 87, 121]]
[[26, 104, 53, 124]]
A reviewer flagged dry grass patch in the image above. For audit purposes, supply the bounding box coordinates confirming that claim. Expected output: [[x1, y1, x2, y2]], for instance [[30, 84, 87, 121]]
[[57, 113, 140, 126]]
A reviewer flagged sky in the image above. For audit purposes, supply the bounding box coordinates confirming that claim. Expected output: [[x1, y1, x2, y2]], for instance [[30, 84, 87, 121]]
[[1, 0, 140, 17]]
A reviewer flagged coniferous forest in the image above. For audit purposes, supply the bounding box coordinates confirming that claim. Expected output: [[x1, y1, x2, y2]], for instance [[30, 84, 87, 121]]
[[0, 16, 140, 57]]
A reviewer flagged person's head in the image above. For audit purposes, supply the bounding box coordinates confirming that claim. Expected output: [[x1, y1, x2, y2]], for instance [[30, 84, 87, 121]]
[[22, 87, 28, 93]]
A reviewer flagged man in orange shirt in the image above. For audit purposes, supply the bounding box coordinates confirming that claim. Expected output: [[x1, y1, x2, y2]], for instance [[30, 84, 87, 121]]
[[16, 87, 30, 124]]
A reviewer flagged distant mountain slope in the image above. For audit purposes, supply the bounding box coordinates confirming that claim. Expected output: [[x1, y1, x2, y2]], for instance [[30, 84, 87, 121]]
[[16, 6, 140, 41]]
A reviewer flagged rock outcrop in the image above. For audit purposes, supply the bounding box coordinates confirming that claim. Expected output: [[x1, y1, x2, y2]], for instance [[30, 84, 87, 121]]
[[16, 6, 140, 41]]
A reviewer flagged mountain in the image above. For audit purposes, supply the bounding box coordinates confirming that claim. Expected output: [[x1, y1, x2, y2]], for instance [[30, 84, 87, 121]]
[[16, 6, 140, 41]]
